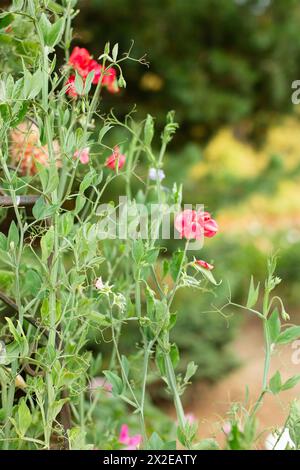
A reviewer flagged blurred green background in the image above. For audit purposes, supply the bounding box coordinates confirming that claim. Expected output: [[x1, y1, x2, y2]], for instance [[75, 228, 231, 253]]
[[57, 0, 300, 382]]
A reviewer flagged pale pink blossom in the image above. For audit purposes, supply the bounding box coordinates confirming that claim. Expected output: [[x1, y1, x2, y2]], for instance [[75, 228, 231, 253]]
[[88, 377, 112, 397], [74, 147, 90, 164], [222, 421, 232, 435], [185, 413, 196, 425]]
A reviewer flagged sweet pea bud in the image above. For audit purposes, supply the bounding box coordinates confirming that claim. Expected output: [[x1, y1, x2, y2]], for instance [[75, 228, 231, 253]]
[[15, 374, 27, 390], [144, 114, 154, 147], [118, 75, 126, 88]]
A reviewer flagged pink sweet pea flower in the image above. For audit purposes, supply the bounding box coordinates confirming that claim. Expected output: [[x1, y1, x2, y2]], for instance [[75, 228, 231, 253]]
[[222, 421, 232, 435], [185, 413, 196, 424], [88, 377, 112, 397], [195, 259, 214, 270], [74, 147, 90, 164], [175, 209, 218, 240], [105, 146, 126, 171], [202, 211, 218, 238], [174, 209, 203, 240], [119, 424, 142, 450]]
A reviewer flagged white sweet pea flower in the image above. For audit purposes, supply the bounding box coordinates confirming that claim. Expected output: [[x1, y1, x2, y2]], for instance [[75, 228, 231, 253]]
[[148, 167, 165, 182], [265, 427, 295, 450], [95, 277, 113, 293]]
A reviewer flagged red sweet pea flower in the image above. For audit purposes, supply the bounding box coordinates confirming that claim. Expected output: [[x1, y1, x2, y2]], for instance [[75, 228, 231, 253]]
[[66, 75, 77, 98], [105, 146, 126, 171], [87, 59, 102, 84], [175, 209, 218, 240], [102, 66, 119, 93], [69, 47, 92, 78], [195, 259, 214, 270], [67, 47, 119, 95]]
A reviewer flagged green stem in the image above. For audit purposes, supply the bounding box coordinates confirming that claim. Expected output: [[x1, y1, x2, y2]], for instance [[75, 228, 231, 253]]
[[3, 361, 17, 450], [164, 354, 188, 442]]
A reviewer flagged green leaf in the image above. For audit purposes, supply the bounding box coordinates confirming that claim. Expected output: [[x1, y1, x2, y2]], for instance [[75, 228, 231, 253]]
[[184, 361, 198, 383], [46, 165, 59, 193], [11, 101, 28, 128], [38, 13, 51, 44], [155, 349, 166, 376], [277, 326, 300, 345], [268, 309, 281, 344], [194, 262, 218, 285], [74, 72, 84, 95], [46, 18, 65, 48], [132, 239, 144, 264], [79, 169, 96, 193], [169, 343, 180, 368], [83, 70, 95, 94], [144, 114, 154, 147], [40, 298, 49, 325], [58, 212, 74, 237], [67, 427, 94, 450], [144, 248, 159, 265], [32, 197, 57, 220], [246, 276, 260, 309], [0, 13, 14, 30], [269, 371, 282, 394], [98, 124, 113, 143], [41, 226, 54, 262], [48, 399, 68, 422], [16, 399, 32, 436], [11, 0, 24, 12], [0, 269, 13, 289], [103, 370, 123, 396], [193, 438, 219, 450], [0, 232, 7, 250], [121, 355, 130, 378], [112, 43, 119, 61], [147, 432, 165, 450], [281, 375, 300, 391], [27, 69, 43, 99], [7, 221, 19, 248], [22, 269, 42, 296], [47, 1, 65, 14], [3, 342, 20, 365], [74, 194, 86, 214], [288, 400, 300, 448], [170, 250, 184, 282], [0, 103, 11, 121]]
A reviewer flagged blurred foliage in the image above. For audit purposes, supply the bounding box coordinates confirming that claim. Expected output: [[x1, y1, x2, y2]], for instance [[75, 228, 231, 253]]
[[76, 0, 300, 140]]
